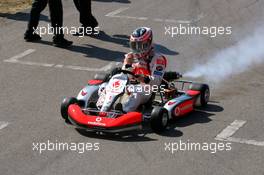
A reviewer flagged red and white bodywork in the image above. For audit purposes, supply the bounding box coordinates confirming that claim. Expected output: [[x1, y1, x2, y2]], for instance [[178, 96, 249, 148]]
[[61, 70, 210, 133]]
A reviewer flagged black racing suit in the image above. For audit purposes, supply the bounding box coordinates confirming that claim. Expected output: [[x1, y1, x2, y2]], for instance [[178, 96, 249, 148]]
[[26, 0, 63, 36], [73, 0, 98, 27]]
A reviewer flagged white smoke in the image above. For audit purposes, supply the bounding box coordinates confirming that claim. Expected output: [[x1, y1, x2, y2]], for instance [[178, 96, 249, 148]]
[[184, 27, 264, 82]]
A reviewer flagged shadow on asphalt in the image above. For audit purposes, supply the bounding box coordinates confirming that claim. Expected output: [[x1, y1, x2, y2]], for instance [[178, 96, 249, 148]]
[[74, 122, 185, 142], [25, 30, 178, 61], [90, 31, 129, 48], [151, 127, 183, 138], [35, 40, 126, 61], [197, 103, 224, 113], [75, 122, 184, 141], [90, 31, 179, 56], [0, 12, 49, 22], [155, 44, 179, 56], [92, 0, 131, 3], [71, 44, 126, 61], [172, 103, 224, 128], [76, 128, 159, 142]]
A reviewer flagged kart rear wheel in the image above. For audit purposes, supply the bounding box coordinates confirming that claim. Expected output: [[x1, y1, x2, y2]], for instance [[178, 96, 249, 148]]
[[61, 97, 78, 123], [150, 107, 169, 133], [189, 83, 210, 106]]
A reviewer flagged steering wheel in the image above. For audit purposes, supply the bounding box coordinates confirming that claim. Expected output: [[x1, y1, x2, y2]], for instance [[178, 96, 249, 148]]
[[116, 69, 140, 77], [113, 68, 150, 83]]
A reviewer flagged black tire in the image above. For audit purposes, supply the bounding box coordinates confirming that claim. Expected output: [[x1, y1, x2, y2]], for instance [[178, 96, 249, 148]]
[[189, 83, 210, 106], [61, 97, 78, 123], [144, 93, 155, 107], [150, 107, 169, 133]]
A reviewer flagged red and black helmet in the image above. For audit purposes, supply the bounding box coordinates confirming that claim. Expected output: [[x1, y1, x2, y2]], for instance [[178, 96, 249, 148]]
[[129, 27, 153, 56]]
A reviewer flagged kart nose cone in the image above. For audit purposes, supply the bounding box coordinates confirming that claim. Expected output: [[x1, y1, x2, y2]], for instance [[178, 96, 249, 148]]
[[99, 112, 107, 117]]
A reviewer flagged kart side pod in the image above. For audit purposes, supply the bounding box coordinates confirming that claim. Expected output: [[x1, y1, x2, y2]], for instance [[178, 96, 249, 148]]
[[164, 94, 194, 119]]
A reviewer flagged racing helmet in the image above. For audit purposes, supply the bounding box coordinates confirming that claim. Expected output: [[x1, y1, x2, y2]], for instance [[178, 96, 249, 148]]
[[129, 27, 153, 58]]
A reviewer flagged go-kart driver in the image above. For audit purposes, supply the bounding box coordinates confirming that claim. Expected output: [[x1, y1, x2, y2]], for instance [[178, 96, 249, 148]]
[[98, 27, 167, 112], [121, 27, 168, 112]]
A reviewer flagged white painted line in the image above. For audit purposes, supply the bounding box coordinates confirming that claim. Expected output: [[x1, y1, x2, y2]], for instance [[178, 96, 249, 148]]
[[109, 15, 148, 21], [63, 65, 103, 71], [60, 61, 117, 72], [215, 120, 264, 147], [3, 49, 53, 67], [105, 7, 129, 17], [172, 20, 191, 24], [54, 64, 64, 68], [216, 120, 246, 140], [106, 7, 204, 24], [4, 49, 35, 62], [154, 18, 164, 22], [137, 17, 148, 20], [3, 49, 120, 72], [192, 13, 205, 23], [164, 19, 180, 23], [0, 121, 9, 130], [5, 60, 54, 67], [4, 58, 116, 72], [227, 137, 264, 147]]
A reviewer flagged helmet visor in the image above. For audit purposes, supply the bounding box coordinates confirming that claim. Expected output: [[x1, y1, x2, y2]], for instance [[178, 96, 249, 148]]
[[130, 40, 150, 54]]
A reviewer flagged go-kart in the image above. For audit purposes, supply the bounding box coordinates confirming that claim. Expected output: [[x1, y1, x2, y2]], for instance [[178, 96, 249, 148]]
[[60, 68, 210, 133]]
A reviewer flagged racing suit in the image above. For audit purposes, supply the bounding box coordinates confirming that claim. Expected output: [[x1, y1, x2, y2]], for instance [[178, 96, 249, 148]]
[[97, 50, 167, 112], [121, 51, 167, 112]]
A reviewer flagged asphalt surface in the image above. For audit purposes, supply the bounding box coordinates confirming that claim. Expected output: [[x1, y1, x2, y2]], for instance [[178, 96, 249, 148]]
[[0, 0, 264, 174]]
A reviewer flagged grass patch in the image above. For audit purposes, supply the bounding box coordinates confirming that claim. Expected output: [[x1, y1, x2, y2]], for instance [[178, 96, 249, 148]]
[[0, 0, 32, 14]]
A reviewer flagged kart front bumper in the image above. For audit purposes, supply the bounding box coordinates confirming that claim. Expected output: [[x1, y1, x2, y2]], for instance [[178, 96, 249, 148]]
[[67, 104, 143, 133]]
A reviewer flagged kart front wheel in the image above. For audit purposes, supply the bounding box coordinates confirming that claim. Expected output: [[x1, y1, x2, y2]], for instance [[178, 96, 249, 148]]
[[61, 97, 78, 123], [150, 107, 169, 133]]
